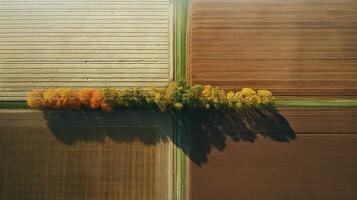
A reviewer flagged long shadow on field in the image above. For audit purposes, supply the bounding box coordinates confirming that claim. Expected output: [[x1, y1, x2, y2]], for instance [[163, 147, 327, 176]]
[[43, 107, 295, 166], [178, 107, 296, 166], [43, 109, 172, 145]]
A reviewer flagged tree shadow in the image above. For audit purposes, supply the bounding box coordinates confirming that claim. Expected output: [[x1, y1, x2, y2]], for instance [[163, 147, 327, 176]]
[[179, 107, 296, 166], [42, 109, 172, 145], [42, 107, 295, 166]]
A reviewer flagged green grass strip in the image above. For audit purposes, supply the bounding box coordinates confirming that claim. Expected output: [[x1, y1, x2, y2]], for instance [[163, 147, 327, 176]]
[[1, 99, 357, 109], [276, 99, 357, 108], [0, 101, 29, 109], [175, 0, 189, 81], [174, 0, 189, 199]]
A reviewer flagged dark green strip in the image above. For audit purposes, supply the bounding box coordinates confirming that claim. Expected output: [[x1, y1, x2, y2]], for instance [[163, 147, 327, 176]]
[[174, 0, 190, 199], [174, 0, 189, 81], [1, 100, 357, 110], [276, 99, 357, 108], [0, 101, 29, 109]]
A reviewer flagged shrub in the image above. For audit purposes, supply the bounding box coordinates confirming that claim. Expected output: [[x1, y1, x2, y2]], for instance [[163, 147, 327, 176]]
[[257, 89, 275, 106], [27, 88, 111, 111], [33, 88, 81, 109], [27, 89, 45, 108], [78, 89, 95, 107]]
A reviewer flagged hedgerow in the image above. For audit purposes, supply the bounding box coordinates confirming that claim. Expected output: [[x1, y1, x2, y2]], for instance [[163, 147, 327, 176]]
[[27, 80, 274, 112]]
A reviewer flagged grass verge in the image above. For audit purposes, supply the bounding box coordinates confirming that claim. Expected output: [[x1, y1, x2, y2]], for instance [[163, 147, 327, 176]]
[[1, 99, 357, 109]]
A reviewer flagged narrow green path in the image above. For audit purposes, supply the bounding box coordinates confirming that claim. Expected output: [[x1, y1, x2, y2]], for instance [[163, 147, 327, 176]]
[[275, 99, 357, 108], [0, 101, 28, 109], [1, 99, 357, 109]]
